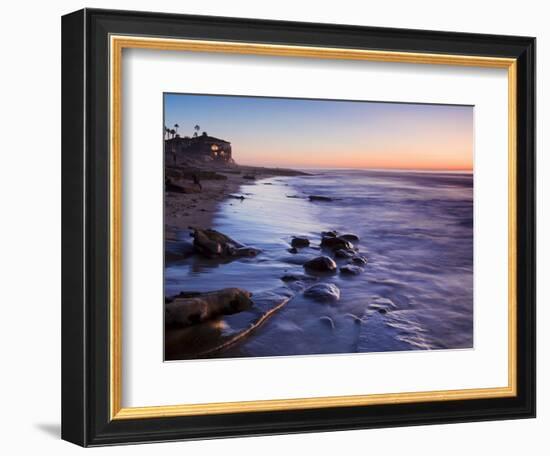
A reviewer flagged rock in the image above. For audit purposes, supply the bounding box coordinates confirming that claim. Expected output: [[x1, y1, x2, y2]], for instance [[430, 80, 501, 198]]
[[304, 283, 341, 302], [340, 233, 360, 242], [291, 237, 310, 248], [235, 246, 262, 257], [334, 249, 355, 259], [192, 228, 223, 256], [320, 236, 354, 251], [287, 247, 298, 254], [303, 256, 337, 272], [229, 194, 245, 200], [243, 175, 256, 180], [351, 255, 368, 265], [378, 308, 387, 314], [340, 265, 363, 275], [308, 195, 333, 202], [165, 288, 253, 327], [321, 230, 338, 238], [280, 273, 317, 282], [169, 291, 202, 299], [190, 227, 260, 258]]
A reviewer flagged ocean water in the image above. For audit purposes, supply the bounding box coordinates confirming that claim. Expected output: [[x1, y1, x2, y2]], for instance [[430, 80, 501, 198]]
[[165, 169, 473, 358]]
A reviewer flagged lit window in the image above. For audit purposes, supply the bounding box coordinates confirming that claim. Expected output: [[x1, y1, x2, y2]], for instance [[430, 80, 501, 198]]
[[211, 144, 219, 151]]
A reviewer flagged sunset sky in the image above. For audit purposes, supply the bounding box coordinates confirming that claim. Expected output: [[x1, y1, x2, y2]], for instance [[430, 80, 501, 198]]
[[164, 93, 473, 171]]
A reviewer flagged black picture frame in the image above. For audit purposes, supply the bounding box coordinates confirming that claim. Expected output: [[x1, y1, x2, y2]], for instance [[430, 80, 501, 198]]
[[62, 8, 536, 447]]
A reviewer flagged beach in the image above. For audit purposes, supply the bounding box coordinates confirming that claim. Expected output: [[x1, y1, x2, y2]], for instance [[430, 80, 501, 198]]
[[164, 168, 474, 360], [164, 164, 306, 241]]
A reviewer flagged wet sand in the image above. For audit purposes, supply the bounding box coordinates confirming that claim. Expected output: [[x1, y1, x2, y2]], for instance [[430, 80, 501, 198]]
[[164, 165, 307, 241]]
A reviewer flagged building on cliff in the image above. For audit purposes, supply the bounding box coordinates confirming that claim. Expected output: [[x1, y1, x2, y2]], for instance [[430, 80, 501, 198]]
[[165, 132, 233, 165]]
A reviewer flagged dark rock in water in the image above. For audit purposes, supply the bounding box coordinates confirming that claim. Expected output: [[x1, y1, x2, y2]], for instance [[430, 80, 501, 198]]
[[229, 194, 245, 200], [235, 246, 262, 257], [308, 195, 333, 202], [340, 265, 364, 275], [190, 227, 260, 258], [243, 175, 256, 180], [320, 236, 353, 251], [287, 247, 298, 254], [281, 273, 317, 282], [321, 230, 338, 238], [291, 237, 310, 248], [340, 233, 360, 242], [334, 249, 355, 259], [303, 256, 337, 272], [351, 255, 368, 265], [170, 290, 202, 299], [165, 287, 296, 360], [304, 283, 341, 302], [378, 308, 388, 314], [165, 288, 253, 327], [286, 194, 303, 199]]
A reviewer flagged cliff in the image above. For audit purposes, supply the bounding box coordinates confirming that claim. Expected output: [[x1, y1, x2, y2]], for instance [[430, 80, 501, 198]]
[[165, 132, 234, 166]]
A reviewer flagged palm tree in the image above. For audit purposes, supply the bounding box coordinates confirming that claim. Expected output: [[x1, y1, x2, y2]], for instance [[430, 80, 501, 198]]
[[174, 123, 179, 136], [193, 124, 200, 137], [164, 126, 169, 140]]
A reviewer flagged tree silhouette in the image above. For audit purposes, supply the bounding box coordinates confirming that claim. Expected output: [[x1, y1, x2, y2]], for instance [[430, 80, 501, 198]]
[[193, 124, 200, 137], [174, 123, 179, 135]]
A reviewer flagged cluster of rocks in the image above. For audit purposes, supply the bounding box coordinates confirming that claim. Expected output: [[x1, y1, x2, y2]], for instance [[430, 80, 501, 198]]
[[308, 195, 333, 202], [283, 230, 369, 303], [166, 227, 368, 329], [189, 227, 261, 259], [165, 226, 271, 329], [291, 231, 367, 273], [165, 288, 253, 327]]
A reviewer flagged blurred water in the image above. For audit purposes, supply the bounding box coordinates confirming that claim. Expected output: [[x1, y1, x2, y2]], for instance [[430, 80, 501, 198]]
[[165, 169, 473, 358]]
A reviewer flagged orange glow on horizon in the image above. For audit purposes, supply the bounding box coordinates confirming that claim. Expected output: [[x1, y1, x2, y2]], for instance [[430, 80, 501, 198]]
[[236, 145, 473, 172]]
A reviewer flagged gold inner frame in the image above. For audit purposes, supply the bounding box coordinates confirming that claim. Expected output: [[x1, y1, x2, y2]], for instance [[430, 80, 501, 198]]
[[109, 35, 518, 420]]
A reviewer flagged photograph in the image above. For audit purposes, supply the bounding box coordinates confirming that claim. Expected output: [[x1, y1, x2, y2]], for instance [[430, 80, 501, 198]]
[[58, 5, 536, 447], [163, 93, 474, 361]]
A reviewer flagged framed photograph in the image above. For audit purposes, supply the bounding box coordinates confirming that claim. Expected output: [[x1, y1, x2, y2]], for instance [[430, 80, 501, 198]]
[[61, 8, 536, 446]]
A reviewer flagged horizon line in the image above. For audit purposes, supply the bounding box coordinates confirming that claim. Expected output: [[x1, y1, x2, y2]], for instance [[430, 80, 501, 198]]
[[239, 164, 474, 173]]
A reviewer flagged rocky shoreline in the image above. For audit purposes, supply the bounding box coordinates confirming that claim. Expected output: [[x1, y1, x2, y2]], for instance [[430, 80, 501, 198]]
[[165, 222, 369, 360], [163, 163, 383, 360]]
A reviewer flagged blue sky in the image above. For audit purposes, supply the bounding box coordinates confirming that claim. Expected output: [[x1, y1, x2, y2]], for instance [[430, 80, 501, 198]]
[[164, 93, 473, 170]]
